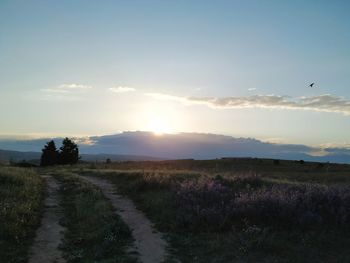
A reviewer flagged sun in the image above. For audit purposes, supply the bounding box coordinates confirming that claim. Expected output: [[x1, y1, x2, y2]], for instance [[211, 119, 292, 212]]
[[148, 118, 171, 135]]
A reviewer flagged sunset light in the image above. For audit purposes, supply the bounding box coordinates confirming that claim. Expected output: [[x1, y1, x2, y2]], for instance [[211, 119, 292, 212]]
[[148, 118, 171, 135], [1, 2, 350, 261]]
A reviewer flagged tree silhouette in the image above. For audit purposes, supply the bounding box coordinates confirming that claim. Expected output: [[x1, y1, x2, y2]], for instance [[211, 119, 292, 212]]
[[58, 137, 80, 165], [40, 140, 59, 166]]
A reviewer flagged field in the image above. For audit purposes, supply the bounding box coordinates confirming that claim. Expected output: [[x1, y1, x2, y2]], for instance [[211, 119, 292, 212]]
[[1, 158, 350, 262], [79, 159, 350, 262], [0, 167, 44, 263]]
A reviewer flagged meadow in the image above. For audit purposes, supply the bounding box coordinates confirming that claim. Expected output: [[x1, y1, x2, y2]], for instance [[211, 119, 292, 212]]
[[1, 158, 350, 262], [78, 158, 350, 262]]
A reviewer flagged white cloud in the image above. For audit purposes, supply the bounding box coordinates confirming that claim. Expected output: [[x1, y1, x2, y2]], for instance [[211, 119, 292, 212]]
[[72, 137, 97, 145], [307, 149, 330, 157], [146, 92, 350, 115], [248, 88, 257, 91], [40, 83, 92, 101], [145, 92, 188, 102], [57, 83, 92, 90], [41, 83, 92, 93], [41, 88, 70, 93], [319, 143, 350, 149], [109, 86, 136, 93]]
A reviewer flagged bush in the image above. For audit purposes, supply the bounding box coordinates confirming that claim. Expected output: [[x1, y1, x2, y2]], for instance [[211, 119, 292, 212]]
[[230, 173, 263, 190], [175, 178, 350, 231], [175, 178, 235, 231], [12, 160, 38, 168], [235, 184, 350, 227]]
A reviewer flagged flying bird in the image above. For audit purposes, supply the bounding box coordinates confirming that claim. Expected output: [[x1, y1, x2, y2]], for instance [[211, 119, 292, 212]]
[[309, 83, 315, 87]]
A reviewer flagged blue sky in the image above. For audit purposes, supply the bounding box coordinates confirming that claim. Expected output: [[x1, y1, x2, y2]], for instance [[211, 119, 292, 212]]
[[0, 0, 350, 146]]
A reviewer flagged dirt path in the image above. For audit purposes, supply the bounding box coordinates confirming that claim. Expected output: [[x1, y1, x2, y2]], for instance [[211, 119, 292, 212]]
[[79, 175, 169, 263], [28, 175, 66, 263]]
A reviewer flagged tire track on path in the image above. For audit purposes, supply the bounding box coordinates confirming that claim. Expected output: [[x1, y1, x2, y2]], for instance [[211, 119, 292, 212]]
[[79, 175, 169, 263], [28, 175, 65, 263]]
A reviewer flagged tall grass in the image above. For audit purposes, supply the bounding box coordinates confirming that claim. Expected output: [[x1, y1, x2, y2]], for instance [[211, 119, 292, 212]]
[[85, 169, 350, 263], [176, 177, 350, 231], [55, 172, 137, 263], [0, 167, 44, 263]]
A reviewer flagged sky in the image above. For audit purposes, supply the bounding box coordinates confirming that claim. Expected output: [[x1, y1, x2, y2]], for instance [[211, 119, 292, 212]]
[[0, 0, 350, 147]]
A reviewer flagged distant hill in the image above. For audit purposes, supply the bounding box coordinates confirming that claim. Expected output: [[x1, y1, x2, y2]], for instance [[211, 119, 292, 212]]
[[0, 149, 40, 163], [80, 153, 162, 162], [0, 149, 162, 163], [1, 131, 350, 163]]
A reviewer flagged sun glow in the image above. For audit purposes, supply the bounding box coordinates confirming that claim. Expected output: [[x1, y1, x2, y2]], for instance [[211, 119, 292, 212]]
[[148, 118, 171, 135]]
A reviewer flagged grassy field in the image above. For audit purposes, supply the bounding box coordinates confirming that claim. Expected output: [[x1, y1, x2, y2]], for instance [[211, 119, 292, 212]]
[[94, 158, 350, 184], [52, 170, 137, 263], [1, 158, 350, 262], [77, 158, 350, 262], [0, 167, 44, 263]]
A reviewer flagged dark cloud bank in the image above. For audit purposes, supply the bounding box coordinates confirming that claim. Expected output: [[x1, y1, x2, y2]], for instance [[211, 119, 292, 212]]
[[1, 131, 350, 163]]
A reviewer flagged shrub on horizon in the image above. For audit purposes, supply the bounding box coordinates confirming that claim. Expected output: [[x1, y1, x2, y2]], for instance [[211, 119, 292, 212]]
[[58, 137, 80, 165], [40, 138, 80, 166], [40, 140, 59, 166]]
